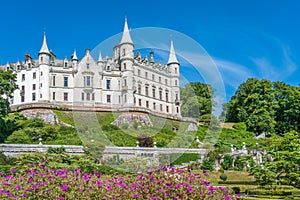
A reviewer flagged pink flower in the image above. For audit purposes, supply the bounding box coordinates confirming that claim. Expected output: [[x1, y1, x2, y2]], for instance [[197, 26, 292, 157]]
[[133, 193, 140, 198], [60, 185, 68, 191], [15, 185, 22, 191]]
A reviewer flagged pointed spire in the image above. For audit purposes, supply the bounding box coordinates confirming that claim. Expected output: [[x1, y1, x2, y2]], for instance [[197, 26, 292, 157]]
[[39, 32, 50, 54], [72, 49, 78, 60], [120, 17, 133, 44], [98, 51, 103, 62], [167, 40, 179, 65]]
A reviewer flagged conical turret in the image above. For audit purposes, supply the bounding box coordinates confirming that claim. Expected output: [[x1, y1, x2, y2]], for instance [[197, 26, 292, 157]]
[[120, 17, 133, 44], [39, 33, 50, 55], [167, 40, 179, 65]]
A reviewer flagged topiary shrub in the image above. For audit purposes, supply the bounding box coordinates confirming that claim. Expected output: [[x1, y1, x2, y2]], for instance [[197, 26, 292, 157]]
[[220, 173, 228, 181]]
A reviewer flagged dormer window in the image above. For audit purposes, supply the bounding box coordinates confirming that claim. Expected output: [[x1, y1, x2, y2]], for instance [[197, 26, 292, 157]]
[[107, 66, 110, 71], [87, 63, 90, 69], [64, 62, 68, 68], [28, 63, 31, 68]]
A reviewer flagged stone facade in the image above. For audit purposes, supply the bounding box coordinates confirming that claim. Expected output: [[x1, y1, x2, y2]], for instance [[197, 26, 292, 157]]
[[0, 19, 181, 119]]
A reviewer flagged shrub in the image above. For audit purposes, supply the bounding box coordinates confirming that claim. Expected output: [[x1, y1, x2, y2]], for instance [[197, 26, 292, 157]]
[[220, 173, 228, 181], [137, 134, 153, 147], [233, 122, 247, 131], [46, 147, 66, 154], [133, 120, 139, 129]]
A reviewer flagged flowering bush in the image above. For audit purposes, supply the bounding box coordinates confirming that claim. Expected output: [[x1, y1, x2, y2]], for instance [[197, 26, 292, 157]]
[[0, 165, 239, 199]]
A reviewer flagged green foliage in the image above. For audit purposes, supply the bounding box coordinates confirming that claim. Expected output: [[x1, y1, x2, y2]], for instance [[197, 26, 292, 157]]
[[180, 82, 214, 118], [220, 173, 228, 181], [0, 112, 26, 143], [227, 79, 300, 135], [249, 130, 300, 188], [226, 78, 277, 134], [132, 120, 139, 129], [0, 70, 18, 118], [170, 153, 200, 166], [233, 122, 247, 131], [47, 146, 66, 154], [221, 155, 234, 170], [201, 155, 215, 171]]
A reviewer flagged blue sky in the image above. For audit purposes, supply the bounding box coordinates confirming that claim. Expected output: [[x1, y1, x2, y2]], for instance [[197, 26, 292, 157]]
[[1, 0, 299, 103]]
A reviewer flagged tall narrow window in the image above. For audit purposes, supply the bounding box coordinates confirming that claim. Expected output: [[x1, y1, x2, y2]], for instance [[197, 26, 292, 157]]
[[165, 79, 168, 85], [138, 84, 141, 94], [145, 72, 148, 79], [166, 106, 169, 113], [87, 63, 90, 69], [86, 93, 90, 101], [21, 96, 25, 103], [32, 84, 36, 90], [153, 102, 156, 110], [123, 63, 126, 70], [64, 77, 68, 87], [64, 62, 68, 68], [33, 72, 36, 79], [176, 107, 179, 113], [106, 80, 111, 90], [64, 93, 68, 101], [152, 88, 155, 98], [22, 74, 25, 81], [53, 92, 56, 100], [152, 74, 155, 81], [175, 68, 178, 74], [124, 95, 127, 103], [32, 93, 36, 101], [122, 49, 125, 56], [175, 93, 179, 100], [166, 92, 169, 102], [86, 76, 91, 87], [41, 72, 43, 76], [53, 76, 56, 86], [145, 86, 149, 96], [159, 90, 162, 100], [139, 99, 142, 106], [160, 104, 163, 112], [124, 79, 127, 86], [159, 77, 161, 83], [82, 93, 85, 101], [107, 95, 111, 103], [92, 93, 95, 101], [146, 101, 149, 108], [175, 80, 178, 86]]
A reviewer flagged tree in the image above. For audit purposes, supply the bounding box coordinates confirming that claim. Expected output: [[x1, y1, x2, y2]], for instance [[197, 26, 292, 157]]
[[0, 70, 18, 117], [226, 78, 277, 134], [0, 70, 18, 142], [249, 131, 300, 188], [180, 82, 214, 119]]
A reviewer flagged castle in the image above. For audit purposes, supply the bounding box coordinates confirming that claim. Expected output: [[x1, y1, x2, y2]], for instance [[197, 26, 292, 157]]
[[0, 19, 181, 119]]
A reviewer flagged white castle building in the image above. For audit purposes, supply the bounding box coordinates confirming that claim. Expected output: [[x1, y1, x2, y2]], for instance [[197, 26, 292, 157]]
[[0, 19, 181, 119]]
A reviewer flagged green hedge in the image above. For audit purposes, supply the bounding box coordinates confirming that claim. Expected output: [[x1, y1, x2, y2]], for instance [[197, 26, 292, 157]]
[[218, 180, 258, 185]]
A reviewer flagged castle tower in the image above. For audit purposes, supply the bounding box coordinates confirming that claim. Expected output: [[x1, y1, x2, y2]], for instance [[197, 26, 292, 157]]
[[167, 40, 181, 116], [115, 18, 135, 107], [38, 33, 50, 65], [38, 33, 50, 102]]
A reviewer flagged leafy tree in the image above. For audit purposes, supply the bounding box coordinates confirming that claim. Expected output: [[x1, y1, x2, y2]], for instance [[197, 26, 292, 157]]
[[226, 78, 277, 134], [249, 131, 300, 188], [0, 70, 18, 142], [0, 70, 18, 117], [180, 82, 214, 119]]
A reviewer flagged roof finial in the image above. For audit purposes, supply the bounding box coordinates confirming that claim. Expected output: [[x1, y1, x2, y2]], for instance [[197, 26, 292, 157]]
[[39, 32, 50, 54], [167, 40, 179, 65], [120, 17, 133, 44]]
